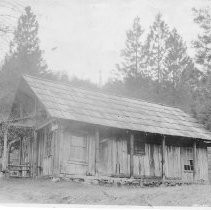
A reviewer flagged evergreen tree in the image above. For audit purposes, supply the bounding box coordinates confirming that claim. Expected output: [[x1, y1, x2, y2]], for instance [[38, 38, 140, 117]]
[[165, 28, 192, 88], [145, 13, 170, 83], [0, 6, 47, 119], [192, 74, 211, 129], [112, 14, 197, 108], [191, 8, 211, 129], [193, 8, 211, 73], [10, 6, 47, 76], [0, 6, 47, 88], [116, 17, 145, 79]]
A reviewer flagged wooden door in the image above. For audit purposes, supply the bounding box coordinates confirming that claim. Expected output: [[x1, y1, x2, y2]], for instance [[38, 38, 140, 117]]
[[99, 138, 129, 176], [69, 135, 87, 162], [99, 138, 114, 175], [115, 139, 129, 176], [62, 132, 88, 175]]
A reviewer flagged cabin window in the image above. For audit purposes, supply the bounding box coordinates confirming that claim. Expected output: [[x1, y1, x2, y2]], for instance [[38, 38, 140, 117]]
[[184, 147, 194, 172], [68, 134, 88, 163], [127, 137, 145, 155], [134, 139, 145, 155], [184, 160, 194, 171]]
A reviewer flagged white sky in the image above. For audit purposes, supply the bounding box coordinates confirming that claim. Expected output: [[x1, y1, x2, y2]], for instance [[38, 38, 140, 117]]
[[0, 0, 210, 84]]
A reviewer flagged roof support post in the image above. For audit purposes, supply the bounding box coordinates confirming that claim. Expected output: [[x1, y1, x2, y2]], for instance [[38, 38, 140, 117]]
[[2, 125, 8, 171], [95, 127, 100, 175], [161, 135, 166, 182], [193, 140, 197, 182], [19, 136, 23, 165], [32, 130, 38, 177], [130, 133, 134, 178], [33, 91, 38, 177], [29, 135, 33, 176]]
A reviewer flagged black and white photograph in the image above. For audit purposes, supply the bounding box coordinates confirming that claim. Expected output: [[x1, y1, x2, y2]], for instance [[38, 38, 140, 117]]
[[0, 0, 211, 208]]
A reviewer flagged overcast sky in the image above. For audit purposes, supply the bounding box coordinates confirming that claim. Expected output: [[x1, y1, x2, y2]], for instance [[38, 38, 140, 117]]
[[0, 0, 210, 84]]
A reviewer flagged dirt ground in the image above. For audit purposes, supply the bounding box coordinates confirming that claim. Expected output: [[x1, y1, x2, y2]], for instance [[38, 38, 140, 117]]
[[0, 178, 211, 206]]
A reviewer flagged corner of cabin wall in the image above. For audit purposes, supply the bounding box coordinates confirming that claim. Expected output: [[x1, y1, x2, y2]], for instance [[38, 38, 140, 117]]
[[57, 119, 65, 176], [207, 146, 211, 184], [193, 146, 209, 184]]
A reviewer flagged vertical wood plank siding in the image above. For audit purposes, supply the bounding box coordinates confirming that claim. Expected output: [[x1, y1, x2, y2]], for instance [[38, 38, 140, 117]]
[[32, 123, 208, 182], [95, 128, 100, 174], [97, 137, 208, 182], [207, 147, 211, 183], [87, 135, 96, 175], [197, 147, 208, 181], [31, 124, 61, 177], [165, 146, 181, 178]]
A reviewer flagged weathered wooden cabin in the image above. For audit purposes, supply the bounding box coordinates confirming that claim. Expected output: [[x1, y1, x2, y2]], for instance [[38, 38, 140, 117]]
[[8, 75, 211, 183]]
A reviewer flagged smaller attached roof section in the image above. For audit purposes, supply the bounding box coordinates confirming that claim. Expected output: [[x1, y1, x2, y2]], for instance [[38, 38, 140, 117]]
[[22, 75, 211, 141]]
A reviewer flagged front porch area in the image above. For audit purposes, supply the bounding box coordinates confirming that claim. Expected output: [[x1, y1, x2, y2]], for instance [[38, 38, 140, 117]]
[[0, 116, 35, 178]]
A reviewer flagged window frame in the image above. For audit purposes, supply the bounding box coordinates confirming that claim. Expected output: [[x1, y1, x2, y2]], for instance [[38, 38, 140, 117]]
[[127, 134, 146, 156], [184, 160, 194, 172], [184, 147, 194, 172], [133, 136, 146, 156], [134, 140, 145, 156]]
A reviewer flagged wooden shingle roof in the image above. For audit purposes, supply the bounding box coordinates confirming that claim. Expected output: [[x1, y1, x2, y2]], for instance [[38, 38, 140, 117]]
[[23, 75, 211, 140]]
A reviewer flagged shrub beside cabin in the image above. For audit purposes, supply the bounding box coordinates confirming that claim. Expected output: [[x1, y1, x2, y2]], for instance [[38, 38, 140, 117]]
[[5, 75, 211, 183]]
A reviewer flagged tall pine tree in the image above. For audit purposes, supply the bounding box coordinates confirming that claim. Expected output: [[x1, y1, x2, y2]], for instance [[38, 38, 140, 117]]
[[191, 8, 211, 129], [145, 13, 170, 83], [193, 8, 211, 73], [0, 6, 47, 119], [6, 6, 47, 77], [165, 28, 191, 88], [116, 17, 145, 79], [114, 17, 156, 100]]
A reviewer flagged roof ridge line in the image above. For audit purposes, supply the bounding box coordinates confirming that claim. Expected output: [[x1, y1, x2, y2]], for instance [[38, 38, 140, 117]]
[[22, 74, 184, 112]]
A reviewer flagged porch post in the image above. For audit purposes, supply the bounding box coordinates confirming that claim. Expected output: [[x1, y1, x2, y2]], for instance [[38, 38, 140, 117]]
[[33, 130, 38, 177], [29, 135, 33, 176], [161, 135, 166, 181], [19, 137, 23, 165], [2, 125, 8, 171], [95, 127, 100, 175], [193, 140, 197, 182], [130, 133, 134, 178]]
